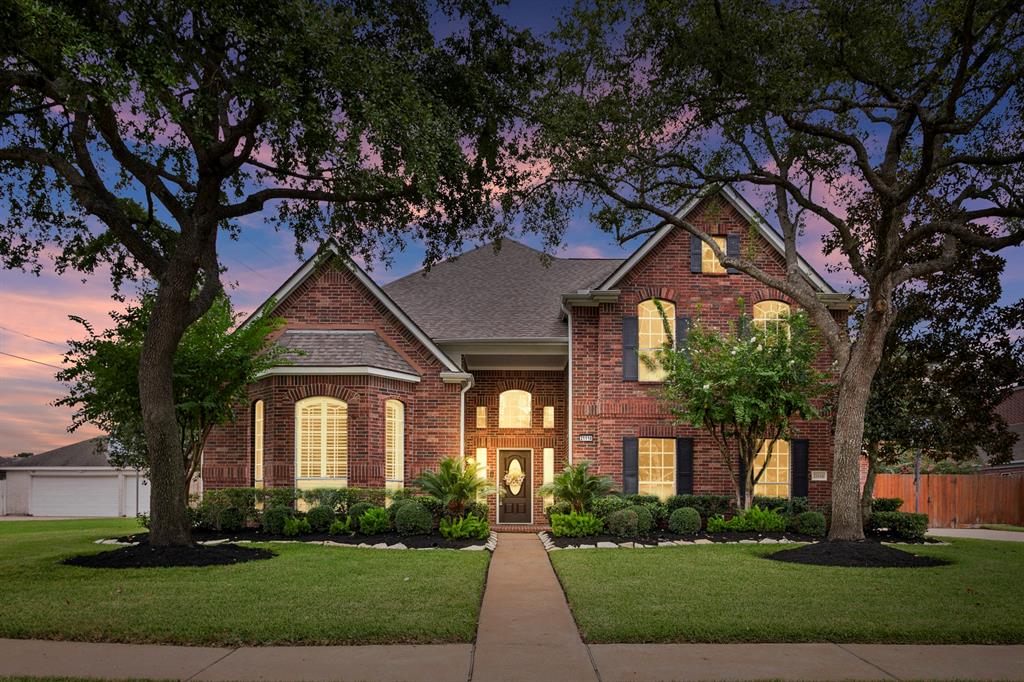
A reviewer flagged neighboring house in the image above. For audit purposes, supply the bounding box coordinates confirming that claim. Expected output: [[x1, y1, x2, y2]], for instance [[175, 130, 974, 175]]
[[983, 384, 1024, 476], [203, 186, 852, 528], [0, 438, 150, 517]]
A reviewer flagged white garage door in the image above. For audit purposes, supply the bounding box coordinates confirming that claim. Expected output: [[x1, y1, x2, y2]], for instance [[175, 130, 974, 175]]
[[30, 475, 121, 517]]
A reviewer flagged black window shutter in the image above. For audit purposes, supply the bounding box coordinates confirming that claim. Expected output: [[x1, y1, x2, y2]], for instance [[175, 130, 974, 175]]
[[725, 234, 740, 274], [690, 235, 702, 273], [791, 439, 810, 498], [623, 437, 639, 494], [675, 316, 690, 350], [737, 455, 746, 501], [676, 438, 694, 495], [622, 315, 639, 381]]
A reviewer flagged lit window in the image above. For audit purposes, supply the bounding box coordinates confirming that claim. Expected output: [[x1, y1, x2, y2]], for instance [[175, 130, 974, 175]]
[[753, 440, 790, 498], [638, 299, 676, 382], [498, 390, 531, 428], [543, 447, 555, 507], [253, 400, 264, 488], [638, 438, 675, 501], [701, 236, 727, 274], [476, 405, 487, 429], [543, 406, 555, 429], [295, 397, 348, 488], [385, 400, 404, 490], [474, 447, 488, 482], [753, 300, 791, 332]]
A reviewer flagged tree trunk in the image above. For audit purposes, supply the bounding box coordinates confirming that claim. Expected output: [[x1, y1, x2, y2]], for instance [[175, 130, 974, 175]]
[[860, 445, 878, 524]]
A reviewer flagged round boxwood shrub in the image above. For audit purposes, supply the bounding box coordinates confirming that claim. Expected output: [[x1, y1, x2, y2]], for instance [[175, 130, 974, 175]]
[[668, 506, 701, 534], [794, 511, 826, 537], [261, 505, 292, 535], [607, 508, 639, 538], [217, 506, 245, 533], [628, 504, 654, 536], [346, 501, 373, 531], [306, 505, 336, 533], [395, 500, 433, 536], [388, 498, 413, 523], [591, 495, 629, 519]]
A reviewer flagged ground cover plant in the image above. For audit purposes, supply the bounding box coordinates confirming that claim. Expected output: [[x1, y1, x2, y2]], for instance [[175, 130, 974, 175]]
[[0, 520, 489, 645], [550, 539, 1024, 643]]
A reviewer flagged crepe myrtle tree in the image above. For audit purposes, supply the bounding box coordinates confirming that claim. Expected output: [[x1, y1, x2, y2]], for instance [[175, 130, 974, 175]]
[[862, 249, 1024, 518], [0, 1, 541, 545], [646, 302, 831, 510], [55, 292, 289, 504], [522, 0, 1024, 539]]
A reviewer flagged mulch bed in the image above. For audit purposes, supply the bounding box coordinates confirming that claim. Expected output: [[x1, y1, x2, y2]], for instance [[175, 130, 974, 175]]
[[64, 543, 276, 569], [116, 528, 487, 550], [767, 540, 950, 568], [546, 530, 820, 548]]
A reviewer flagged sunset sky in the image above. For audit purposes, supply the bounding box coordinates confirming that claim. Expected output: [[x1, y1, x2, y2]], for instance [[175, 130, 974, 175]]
[[2, 1, 1022, 456]]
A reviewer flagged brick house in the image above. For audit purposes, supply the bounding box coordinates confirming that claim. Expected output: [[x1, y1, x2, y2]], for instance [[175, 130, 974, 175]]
[[203, 186, 850, 529]]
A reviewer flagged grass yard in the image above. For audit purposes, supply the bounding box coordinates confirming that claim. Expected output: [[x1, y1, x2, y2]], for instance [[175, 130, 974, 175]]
[[550, 539, 1024, 644], [980, 523, 1024, 532], [0, 519, 489, 646]]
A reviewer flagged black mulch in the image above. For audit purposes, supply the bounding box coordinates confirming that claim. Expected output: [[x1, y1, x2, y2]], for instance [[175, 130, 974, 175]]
[[546, 530, 821, 548], [116, 528, 487, 550], [767, 540, 950, 568], [64, 543, 276, 569]]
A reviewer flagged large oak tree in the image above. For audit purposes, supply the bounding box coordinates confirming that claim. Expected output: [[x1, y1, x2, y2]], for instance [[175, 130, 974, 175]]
[[524, 0, 1024, 539], [0, 0, 540, 545]]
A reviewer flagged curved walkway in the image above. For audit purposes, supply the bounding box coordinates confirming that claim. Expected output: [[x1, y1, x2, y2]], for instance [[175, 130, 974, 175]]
[[1, 534, 1023, 681]]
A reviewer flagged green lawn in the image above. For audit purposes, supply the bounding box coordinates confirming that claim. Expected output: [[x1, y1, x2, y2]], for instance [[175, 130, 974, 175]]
[[980, 523, 1024, 532], [550, 539, 1024, 644], [0, 519, 489, 645]]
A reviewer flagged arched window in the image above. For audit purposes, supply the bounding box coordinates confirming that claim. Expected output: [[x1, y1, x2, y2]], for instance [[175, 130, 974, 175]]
[[385, 399, 405, 490], [498, 389, 531, 428], [753, 300, 791, 332], [638, 299, 675, 382], [295, 397, 348, 489], [253, 400, 265, 488], [753, 439, 790, 498]]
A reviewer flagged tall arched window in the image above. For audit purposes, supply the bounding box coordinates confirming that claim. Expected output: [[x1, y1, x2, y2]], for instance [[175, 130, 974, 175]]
[[638, 299, 675, 382], [498, 389, 531, 428], [753, 300, 791, 332], [253, 400, 265, 488], [295, 397, 348, 489], [385, 399, 405, 490]]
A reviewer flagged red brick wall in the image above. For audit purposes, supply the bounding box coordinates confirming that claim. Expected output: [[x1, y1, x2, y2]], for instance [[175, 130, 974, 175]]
[[996, 387, 1024, 426], [203, 258, 462, 490], [464, 370, 568, 525], [570, 196, 836, 506]]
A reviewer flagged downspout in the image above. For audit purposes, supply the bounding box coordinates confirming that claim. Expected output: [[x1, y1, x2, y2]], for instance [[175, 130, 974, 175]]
[[561, 302, 573, 464], [459, 376, 474, 460]]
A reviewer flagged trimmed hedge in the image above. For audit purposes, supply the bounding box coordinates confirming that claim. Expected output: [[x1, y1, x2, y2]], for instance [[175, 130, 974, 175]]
[[666, 494, 732, 518], [866, 511, 929, 541], [871, 497, 904, 513], [794, 511, 826, 537], [395, 501, 433, 536], [305, 505, 336, 533], [261, 505, 293, 535], [607, 508, 639, 538], [668, 507, 701, 534], [591, 495, 630, 519]]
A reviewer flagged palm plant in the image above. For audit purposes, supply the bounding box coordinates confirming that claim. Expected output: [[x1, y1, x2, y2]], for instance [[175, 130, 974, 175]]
[[538, 461, 616, 513], [414, 457, 494, 517]]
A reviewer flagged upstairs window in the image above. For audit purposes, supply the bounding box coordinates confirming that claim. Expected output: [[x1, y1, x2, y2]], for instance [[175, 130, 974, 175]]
[[385, 400, 405, 489], [499, 390, 531, 428], [701, 236, 727, 274], [638, 299, 675, 382]]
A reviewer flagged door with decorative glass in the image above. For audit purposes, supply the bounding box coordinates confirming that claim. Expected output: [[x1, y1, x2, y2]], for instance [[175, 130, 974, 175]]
[[498, 450, 531, 523]]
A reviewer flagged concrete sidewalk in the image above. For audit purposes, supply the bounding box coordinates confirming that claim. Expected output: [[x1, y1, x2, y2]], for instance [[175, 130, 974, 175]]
[[929, 527, 1024, 542]]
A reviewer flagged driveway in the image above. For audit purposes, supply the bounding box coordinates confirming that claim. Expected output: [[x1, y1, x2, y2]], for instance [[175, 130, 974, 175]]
[[928, 527, 1024, 542]]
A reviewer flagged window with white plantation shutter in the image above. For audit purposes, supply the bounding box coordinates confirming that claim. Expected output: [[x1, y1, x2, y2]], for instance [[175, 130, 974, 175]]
[[253, 400, 264, 487], [295, 397, 348, 486], [385, 399, 405, 489]]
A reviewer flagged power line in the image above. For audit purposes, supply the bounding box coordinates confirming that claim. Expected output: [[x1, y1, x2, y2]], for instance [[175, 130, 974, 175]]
[[0, 350, 62, 370], [0, 325, 66, 348]]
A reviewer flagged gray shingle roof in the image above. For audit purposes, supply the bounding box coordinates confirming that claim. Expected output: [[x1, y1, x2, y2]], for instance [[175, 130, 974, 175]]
[[1, 437, 109, 468], [275, 330, 416, 375], [382, 240, 623, 340]]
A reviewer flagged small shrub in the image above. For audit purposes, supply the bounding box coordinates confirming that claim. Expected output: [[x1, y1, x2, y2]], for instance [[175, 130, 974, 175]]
[[668, 507, 701, 534], [358, 507, 390, 535], [666, 494, 732, 518], [550, 511, 604, 537], [282, 516, 312, 537], [440, 515, 491, 540], [544, 500, 572, 520], [706, 505, 787, 533], [388, 498, 414, 523], [641, 501, 669, 528], [591, 495, 629, 519], [329, 517, 353, 535], [136, 512, 151, 529], [628, 504, 654, 536], [262, 488, 298, 509], [607, 508, 639, 538], [871, 497, 904, 513], [305, 505, 336, 533], [466, 500, 489, 521], [346, 502, 373, 530], [395, 501, 433, 536], [794, 511, 826, 537], [418, 495, 445, 521], [217, 506, 245, 533], [866, 511, 928, 541], [261, 505, 293, 535]]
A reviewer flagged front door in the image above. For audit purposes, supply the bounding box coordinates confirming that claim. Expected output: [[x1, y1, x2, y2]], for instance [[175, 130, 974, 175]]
[[498, 450, 532, 523]]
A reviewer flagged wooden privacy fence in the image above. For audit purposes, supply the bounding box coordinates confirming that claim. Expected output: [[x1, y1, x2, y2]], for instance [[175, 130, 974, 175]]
[[874, 473, 1024, 527]]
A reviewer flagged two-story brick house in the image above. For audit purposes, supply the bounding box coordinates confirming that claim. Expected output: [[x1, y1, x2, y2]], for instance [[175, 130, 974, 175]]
[[202, 186, 848, 528]]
